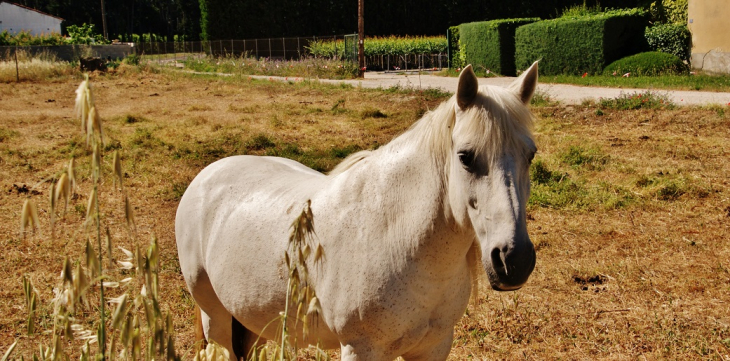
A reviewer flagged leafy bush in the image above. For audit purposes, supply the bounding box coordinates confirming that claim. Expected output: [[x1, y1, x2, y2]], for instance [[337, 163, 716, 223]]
[[447, 26, 462, 69], [515, 8, 649, 76], [458, 18, 539, 76], [560, 2, 603, 17], [603, 51, 687, 76], [66, 23, 109, 44], [0, 30, 66, 46], [645, 23, 690, 61], [308, 36, 447, 58], [598, 91, 674, 110], [649, 0, 688, 24]]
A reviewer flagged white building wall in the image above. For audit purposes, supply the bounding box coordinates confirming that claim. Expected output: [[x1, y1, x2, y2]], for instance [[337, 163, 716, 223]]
[[0, 2, 62, 36]]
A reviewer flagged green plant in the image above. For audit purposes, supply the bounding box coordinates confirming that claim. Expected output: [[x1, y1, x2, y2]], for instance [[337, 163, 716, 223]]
[[645, 24, 691, 61], [123, 54, 141, 66], [308, 36, 447, 58], [66, 23, 109, 45], [0, 30, 65, 46], [559, 145, 608, 170], [603, 51, 687, 76], [649, 0, 688, 24], [599, 91, 674, 110], [560, 1, 603, 18], [447, 26, 462, 69], [458, 18, 539, 76], [515, 8, 649, 75]]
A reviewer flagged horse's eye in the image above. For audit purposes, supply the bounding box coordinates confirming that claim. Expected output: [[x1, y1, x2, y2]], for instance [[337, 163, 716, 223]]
[[458, 151, 475, 169], [528, 151, 536, 164]]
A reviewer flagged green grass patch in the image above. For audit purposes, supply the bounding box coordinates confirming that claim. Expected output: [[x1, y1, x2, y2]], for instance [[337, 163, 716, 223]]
[[0, 127, 19, 142], [183, 55, 359, 80], [599, 91, 674, 110], [542, 73, 730, 92], [635, 173, 708, 201], [119, 114, 148, 124], [529, 158, 633, 210], [559, 145, 608, 170], [360, 107, 387, 119]]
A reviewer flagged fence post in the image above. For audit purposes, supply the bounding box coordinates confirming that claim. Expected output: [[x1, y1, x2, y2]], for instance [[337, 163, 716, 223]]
[[268, 38, 272, 59], [446, 29, 451, 70], [15, 45, 19, 82], [255, 39, 259, 59], [282, 37, 286, 59]]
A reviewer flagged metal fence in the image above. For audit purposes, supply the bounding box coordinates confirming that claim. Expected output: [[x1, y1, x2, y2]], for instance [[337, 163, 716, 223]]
[[136, 35, 358, 61], [2, 34, 450, 74]]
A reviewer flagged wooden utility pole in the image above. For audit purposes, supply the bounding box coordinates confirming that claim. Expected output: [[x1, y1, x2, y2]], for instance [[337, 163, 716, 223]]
[[358, 0, 364, 77], [100, 0, 108, 40]]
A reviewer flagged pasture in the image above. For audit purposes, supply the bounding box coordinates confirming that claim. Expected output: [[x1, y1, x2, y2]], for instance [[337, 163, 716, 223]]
[[0, 68, 728, 359]]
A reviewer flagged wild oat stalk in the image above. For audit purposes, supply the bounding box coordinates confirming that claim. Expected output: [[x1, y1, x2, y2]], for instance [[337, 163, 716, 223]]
[[248, 200, 327, 361], [11, 75, 180, 361]]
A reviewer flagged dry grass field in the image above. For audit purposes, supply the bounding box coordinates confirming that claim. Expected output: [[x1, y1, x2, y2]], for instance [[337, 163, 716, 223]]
[[0, 67, 728, 360]]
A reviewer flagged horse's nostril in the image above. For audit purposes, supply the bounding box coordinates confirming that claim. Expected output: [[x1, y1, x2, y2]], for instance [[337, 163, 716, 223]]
[[468, 197, 477, 209], [491, 248, 505, 275]]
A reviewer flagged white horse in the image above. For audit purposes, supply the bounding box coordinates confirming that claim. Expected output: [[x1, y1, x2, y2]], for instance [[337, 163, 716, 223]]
[[176, 63, 539, 361]]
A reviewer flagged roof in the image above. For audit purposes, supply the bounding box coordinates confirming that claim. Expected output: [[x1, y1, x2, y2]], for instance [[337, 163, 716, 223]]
[[0, 1, 64, 21]]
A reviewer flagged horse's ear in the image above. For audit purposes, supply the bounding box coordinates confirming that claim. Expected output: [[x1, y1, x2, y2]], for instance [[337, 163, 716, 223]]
[[457, 65, 478, 110], [510, 61, 539, 104]]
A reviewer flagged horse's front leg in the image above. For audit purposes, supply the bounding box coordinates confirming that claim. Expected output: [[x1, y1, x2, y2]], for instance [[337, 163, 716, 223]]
[[400, 330, 453, 361], [340, 343, 389, 361]]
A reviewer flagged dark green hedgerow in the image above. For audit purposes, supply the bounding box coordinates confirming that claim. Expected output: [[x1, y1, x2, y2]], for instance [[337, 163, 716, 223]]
[[458, 18, 539, 76], [515, 8, 649, 76]]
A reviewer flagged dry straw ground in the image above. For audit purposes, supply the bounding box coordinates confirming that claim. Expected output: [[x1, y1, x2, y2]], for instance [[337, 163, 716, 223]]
[[0, 67, 728, 359]]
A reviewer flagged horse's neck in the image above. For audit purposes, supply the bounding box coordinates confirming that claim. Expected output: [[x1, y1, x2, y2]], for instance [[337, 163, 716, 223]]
[[356, 138, 471, 270]]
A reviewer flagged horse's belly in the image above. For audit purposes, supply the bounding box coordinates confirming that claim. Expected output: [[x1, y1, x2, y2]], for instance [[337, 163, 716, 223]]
[[177, 155, 341, 344]]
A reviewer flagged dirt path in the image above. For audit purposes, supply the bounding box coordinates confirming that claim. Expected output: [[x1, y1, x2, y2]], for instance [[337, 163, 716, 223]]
[[250, 71, 730, 106]]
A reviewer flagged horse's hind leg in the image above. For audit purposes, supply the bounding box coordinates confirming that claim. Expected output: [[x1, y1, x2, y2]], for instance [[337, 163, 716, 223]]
[[189, 271, 236, 360], [232, 317, 268, 360]]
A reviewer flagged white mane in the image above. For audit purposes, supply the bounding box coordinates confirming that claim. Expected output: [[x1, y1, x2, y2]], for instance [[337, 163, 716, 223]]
[[329, 85, 535, 177]]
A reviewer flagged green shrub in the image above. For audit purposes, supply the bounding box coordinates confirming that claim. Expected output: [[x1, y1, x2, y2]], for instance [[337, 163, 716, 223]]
[[447, 25, 462, 69], [649, 0, 688, 24], [603, 51, 687, 76], [560, 2, 603, 18], [645, 23, 690, 61], [598, 91, 675, 110], [458, 18, 539, 76], [308, 36, 447, 58], [0, 30, 66, 46], [515, 8, 649, 76]]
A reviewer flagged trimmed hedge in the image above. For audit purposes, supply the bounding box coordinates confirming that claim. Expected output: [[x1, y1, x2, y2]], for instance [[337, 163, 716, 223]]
[[515, 8, 649, 75], [308, 36, 447, 58], [645, 23, 690, 62], [447, 26, 462, 69], [458, 18, 540, 76], [603, 51, 688, 76]]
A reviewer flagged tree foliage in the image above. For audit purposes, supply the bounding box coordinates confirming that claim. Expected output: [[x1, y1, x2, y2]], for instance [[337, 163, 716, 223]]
[[12, 0, 648, 42]]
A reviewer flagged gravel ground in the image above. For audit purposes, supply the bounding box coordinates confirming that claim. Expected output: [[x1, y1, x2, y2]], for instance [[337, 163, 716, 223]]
[[254, 71, 730, 106]]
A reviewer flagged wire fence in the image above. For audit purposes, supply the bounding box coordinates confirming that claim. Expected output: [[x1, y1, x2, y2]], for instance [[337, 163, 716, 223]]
[[2, 34, 451, 76]]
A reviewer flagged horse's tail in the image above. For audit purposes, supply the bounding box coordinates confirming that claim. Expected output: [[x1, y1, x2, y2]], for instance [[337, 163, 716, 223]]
[[194, 304, 207, 353]]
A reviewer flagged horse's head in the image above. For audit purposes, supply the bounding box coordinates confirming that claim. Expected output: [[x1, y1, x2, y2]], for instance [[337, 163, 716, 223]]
[[448, 63, 538, 291]]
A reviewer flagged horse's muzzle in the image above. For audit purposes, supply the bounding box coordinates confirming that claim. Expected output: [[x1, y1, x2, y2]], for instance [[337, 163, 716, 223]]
[[486, 239, 536, 291]]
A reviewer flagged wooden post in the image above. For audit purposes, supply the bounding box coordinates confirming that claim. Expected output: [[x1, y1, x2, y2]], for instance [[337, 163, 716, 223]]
[[100, 0, 108, 40], [15, 46, 19, 82], [358, 0, 365, 77]]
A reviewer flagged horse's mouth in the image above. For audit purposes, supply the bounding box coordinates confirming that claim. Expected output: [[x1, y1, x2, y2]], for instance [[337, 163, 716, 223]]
[[485, 244, 536, 291]]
